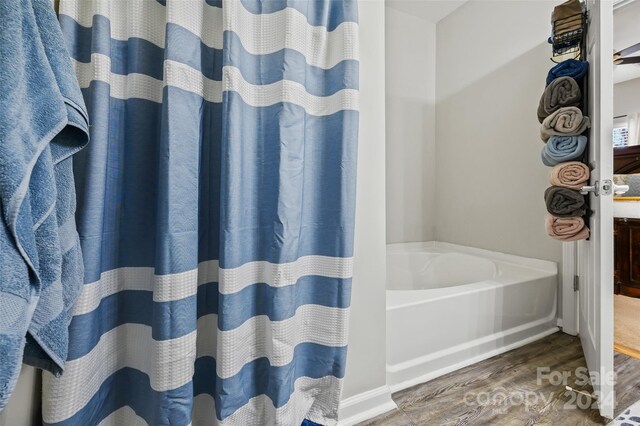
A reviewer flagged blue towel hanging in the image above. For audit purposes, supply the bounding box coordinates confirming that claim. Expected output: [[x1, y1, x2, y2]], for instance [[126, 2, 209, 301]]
[[0, 0, 89, 409]]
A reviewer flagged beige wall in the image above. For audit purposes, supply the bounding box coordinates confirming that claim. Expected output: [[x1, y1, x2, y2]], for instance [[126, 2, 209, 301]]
[[434, 0, 562, 264], [385, 7, 437, 243]]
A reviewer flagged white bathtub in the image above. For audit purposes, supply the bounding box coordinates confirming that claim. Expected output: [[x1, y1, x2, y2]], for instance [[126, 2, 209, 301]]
[[386, 242, 559, 392]]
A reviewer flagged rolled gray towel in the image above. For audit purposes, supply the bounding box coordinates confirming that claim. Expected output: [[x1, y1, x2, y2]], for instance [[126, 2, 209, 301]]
[[540, 106, 590, 142], [537, 77, 581, 123], [544, 186, 586, 217]]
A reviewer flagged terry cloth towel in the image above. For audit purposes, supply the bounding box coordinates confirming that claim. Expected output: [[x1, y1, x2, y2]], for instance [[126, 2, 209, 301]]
[[538, 77, 582, 123], [551, 0, 583, 35], [552, 0, 582, 22], [546, 215, 589, 241], [540, 106, 590, 142], [544, 186, 586, 217], [546, 59, 589, 86], [541, 135, 588, 166], [550, 161, 590, 190], [0, 0, 89, 410]]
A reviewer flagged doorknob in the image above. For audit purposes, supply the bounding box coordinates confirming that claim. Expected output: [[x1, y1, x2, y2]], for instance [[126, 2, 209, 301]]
[[579, 180, 627, 196], [580, 185, 597, 195], [613, 183, 630, 195]]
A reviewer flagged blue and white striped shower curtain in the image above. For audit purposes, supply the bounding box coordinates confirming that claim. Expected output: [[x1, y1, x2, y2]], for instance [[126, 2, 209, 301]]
[[42, 1, 359, 425]]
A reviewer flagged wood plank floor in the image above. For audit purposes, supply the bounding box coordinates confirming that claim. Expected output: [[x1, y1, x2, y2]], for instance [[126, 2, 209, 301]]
[[360, 332, 640, 426]]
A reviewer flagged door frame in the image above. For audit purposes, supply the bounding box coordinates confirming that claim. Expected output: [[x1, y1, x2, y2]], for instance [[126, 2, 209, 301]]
[[561, 242, 579, 336], [561, 0, 615, 419]]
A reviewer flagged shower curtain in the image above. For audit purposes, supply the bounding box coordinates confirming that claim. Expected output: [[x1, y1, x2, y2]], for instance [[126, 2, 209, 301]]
[[42, 1, 359, 425]]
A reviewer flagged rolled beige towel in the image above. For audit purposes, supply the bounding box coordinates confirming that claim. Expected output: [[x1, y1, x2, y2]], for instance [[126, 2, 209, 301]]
[[537, 77, 581, 123], [552, 0, 583, 35], [540, 106, 590, 142], [552, 0, 582, 24], [546, 215, 590, 241], [549, 161, 589, 189]]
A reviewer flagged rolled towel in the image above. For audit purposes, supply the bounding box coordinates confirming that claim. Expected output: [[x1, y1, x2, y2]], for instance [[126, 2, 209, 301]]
[[551, 0, 583, 38], [549, 161, 589, 189], [541, 135, 587, 166], [544, 186, 586, 217], [540, 106, 590, 142], [546, 59, 589, 85], [546, 215, 590, 241], [537, 77, 581, 123]]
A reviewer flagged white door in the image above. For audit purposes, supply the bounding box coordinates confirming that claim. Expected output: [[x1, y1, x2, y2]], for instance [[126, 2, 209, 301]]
[[577, 0, 615, 419]]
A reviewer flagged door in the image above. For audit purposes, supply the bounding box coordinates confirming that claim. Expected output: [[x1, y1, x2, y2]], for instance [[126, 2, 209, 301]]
[[577, 0, 615, 419], [614, 218, 640, 296]]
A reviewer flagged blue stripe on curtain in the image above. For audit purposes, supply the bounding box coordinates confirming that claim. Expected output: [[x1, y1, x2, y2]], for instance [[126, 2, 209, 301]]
[[74, 84, 222, 280], [44, 1, 358, 425], [239, 0, 358, 30], [75, 87, 356, 278], [224, 31, 359, 96], [219, 94, 358, 268]]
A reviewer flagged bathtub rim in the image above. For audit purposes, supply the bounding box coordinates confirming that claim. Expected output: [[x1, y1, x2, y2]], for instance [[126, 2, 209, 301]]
[[386, 241, 558, 309], [386, 241, 558, 276]]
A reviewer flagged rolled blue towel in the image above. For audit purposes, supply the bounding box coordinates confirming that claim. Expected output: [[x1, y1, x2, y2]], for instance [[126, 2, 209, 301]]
[[546, 59, 589, 85], [0, 0, 88, 409], [541, 135, 588, 166]]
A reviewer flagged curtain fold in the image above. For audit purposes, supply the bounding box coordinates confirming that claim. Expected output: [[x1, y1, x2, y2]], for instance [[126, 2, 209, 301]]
[[43, 1, 359, 425]]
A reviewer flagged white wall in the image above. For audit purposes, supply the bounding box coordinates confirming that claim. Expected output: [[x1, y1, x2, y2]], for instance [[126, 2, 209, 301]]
[[434, 0, 562, 264], [385, 7, 437, 243], [340, 0, 390, 416], [613, 0, 640, 84], [614, 77, 640, 117]]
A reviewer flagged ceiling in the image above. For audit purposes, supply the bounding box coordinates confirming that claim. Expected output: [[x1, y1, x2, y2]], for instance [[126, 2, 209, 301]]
[[385, 0, 468, 23], [614, 0, 640, 83]]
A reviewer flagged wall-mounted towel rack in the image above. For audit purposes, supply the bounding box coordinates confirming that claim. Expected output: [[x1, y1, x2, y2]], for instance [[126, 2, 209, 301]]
[[577, 13, 591, 235], [551, 10, 589, 62], [552, 12, 587, 57], [543, 1, 592, 242]]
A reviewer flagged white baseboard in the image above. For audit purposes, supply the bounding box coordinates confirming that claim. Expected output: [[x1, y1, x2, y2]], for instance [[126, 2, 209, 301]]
[[338, 385, 396, 426]]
